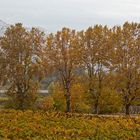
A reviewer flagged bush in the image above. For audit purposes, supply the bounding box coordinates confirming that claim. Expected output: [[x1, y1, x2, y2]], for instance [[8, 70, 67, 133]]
[[35, 96, 54, 111], [99, 87, 123, 114], [50, 82, 90, 113]]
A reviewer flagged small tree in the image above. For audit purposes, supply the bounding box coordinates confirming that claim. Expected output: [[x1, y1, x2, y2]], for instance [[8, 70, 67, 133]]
[[0, 23, 45, 109]]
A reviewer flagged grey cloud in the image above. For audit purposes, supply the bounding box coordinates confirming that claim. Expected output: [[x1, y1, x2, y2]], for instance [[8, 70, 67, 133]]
[[0, 0, 140, 32]]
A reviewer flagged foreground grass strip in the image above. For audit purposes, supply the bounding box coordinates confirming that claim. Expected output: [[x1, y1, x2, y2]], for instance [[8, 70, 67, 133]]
[[0, 109, 139, 140]]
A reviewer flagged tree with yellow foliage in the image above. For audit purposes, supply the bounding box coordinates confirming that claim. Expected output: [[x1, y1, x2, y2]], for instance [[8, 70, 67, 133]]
[[79, 25, 112, 114], [0, 23, 45, 109], [45, 28, 80, 112], [112, 22, 140, 115]]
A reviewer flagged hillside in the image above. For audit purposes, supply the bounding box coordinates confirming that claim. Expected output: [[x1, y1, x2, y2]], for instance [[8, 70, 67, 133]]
[[0, 20, 9, 36]]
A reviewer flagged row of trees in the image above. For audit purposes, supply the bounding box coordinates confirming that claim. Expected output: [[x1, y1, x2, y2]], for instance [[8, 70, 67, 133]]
[[0, 22, 140, 114]]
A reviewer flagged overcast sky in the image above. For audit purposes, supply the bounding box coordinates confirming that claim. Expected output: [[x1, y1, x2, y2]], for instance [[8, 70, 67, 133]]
[[0, 0, 140, 32]]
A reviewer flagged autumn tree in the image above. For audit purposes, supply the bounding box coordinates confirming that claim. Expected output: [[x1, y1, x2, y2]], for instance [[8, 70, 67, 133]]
[[45, 28, 80, 112], [112, 22, 140, 115], [0, 23, 45, 109], [79, 25, 112, 114]]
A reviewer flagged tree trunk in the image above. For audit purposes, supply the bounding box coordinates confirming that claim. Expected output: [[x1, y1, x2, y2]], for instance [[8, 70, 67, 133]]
[[125, 104, 130, 115], [17, 85, 24, 110], [18, 95, 24, 110], [94, 100, 99, 114], [20, 101, 24, 110], [65, 89, 71, 112]]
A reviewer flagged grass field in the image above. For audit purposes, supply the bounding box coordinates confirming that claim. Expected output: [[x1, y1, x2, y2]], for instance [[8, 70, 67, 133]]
[[0, 110, 139, 140]]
